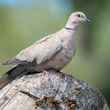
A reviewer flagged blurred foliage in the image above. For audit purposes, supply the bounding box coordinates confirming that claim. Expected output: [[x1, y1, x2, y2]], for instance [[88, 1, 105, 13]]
[[0, 0, 110, 105], [72, 0, 110, 104]]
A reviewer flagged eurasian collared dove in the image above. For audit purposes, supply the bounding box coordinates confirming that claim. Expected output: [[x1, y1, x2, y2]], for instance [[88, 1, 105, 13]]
[[0, 12, 89, 89]]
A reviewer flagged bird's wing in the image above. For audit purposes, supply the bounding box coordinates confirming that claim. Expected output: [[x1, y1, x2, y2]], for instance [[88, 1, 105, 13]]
[[2, 34, 63, 65], [2, 58, 28, 65]]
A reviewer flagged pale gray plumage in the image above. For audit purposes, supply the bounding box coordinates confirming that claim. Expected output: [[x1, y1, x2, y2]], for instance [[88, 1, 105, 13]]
[[0, 11, 89, 88]]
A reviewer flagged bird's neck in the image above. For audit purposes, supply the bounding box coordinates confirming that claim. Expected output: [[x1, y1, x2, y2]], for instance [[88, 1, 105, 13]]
[[58, 27, 76, 42], [65, 20, 79, 32]]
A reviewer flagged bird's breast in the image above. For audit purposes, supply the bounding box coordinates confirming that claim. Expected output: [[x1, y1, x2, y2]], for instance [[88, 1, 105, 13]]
[[38, 40, 75, 70]]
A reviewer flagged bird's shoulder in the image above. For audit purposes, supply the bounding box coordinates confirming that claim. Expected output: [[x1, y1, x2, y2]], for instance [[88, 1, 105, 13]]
[[16, 33, 62, 62], [17, 35, 52, 54]]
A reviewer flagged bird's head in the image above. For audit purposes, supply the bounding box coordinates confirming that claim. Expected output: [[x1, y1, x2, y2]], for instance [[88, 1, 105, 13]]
[[65, 12, 90, 30], [69, 12, 89, 23]]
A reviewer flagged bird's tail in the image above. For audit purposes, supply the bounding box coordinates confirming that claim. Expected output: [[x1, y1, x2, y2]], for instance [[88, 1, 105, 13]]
[[0, 65, 31, 89]]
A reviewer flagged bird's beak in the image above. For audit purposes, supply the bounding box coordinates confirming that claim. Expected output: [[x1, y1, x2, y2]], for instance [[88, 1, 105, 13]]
[[86, 18, 90, 22]]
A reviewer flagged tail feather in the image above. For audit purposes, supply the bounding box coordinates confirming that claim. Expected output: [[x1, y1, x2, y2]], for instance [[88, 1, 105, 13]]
[[6, 65, 28, 79], [0, 64, 31, 89]]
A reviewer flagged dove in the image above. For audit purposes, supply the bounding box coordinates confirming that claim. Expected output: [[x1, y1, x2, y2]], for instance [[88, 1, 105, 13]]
[[0, 12, 89, 89]]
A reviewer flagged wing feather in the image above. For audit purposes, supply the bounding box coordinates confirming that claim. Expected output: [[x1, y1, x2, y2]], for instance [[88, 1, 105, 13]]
[[2, 34, 63, 65]]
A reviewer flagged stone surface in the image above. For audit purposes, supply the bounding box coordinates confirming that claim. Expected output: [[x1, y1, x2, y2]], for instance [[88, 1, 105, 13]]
[[0, 70, 109, 110]]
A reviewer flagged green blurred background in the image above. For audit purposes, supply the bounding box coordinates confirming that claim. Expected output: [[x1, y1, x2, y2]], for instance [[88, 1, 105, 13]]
[[0, 0, 110, 105]]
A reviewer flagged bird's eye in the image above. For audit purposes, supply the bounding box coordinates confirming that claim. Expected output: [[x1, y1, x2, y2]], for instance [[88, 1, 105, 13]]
[[77, 14, 81, 17]]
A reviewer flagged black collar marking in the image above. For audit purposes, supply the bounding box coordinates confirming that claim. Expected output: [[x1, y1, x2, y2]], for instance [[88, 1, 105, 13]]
[[64, 27, 74, 31]]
